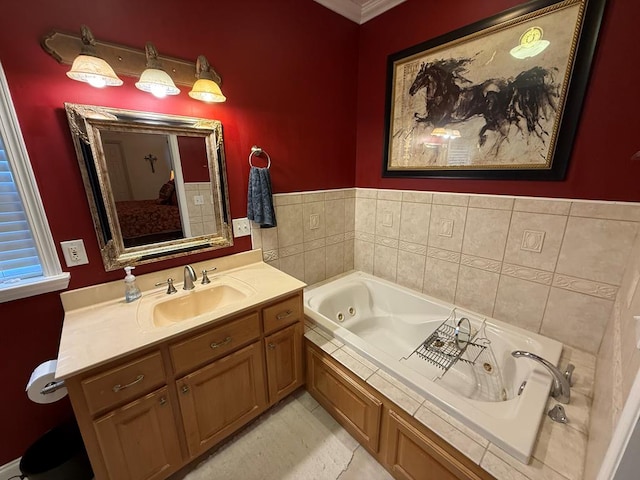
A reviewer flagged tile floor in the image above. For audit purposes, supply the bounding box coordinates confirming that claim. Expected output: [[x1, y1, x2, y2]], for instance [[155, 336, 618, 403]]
[[170, 389, 393, 480]]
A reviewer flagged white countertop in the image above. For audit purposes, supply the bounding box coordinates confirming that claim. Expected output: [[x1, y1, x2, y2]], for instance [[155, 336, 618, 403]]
[[56, 250, 306, 379]]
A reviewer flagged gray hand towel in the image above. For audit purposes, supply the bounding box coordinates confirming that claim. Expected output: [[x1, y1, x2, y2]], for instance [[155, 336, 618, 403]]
[[247, 166, 277, 228]]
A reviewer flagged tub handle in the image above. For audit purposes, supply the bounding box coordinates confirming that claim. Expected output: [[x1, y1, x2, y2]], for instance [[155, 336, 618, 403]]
[[276, 309, 293, 320]]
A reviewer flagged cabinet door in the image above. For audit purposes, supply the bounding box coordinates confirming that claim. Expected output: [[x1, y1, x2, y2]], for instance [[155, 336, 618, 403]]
[[93, 386, 182, 480], [386, 409, 489, 480], [306, 345, 382, 452], [177, 341, 268, 457], [265, 322, 303, 404]]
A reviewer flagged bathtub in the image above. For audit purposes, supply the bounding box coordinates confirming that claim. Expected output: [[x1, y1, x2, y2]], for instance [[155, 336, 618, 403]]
[[303, 271, 563, 464]]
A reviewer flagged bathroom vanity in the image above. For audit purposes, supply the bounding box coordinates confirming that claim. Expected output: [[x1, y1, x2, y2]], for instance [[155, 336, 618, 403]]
[[56, 251, 305, 480]]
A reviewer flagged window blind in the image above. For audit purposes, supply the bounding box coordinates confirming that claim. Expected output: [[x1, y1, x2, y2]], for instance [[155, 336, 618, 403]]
[[0, 136, 43, 283]]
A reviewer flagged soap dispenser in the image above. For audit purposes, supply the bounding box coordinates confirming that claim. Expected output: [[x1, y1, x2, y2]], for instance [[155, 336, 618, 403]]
[[124, 266, 142, 302]]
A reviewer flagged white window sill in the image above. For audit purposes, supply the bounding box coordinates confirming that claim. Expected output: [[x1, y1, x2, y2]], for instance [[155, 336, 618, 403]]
[[0, 272, 71, 303]]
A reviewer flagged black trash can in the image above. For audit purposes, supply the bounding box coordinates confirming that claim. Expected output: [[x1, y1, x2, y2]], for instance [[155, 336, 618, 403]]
[[19, 419, 93, 480]]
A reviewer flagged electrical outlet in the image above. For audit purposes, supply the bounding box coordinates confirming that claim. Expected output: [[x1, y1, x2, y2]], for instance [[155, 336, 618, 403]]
[[60, 239, 89, 267], [193, 195, 204, 205], [232, 218, 251, 237]]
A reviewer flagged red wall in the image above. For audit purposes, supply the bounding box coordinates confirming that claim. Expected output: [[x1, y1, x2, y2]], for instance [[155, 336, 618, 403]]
[[178, 136, 209, 183], [0, 0, 358, 463], [355, 0, 640, 201]]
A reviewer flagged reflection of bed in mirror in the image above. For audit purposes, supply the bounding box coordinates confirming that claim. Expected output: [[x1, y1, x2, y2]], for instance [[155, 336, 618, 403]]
[[116, 199, 183, 247]]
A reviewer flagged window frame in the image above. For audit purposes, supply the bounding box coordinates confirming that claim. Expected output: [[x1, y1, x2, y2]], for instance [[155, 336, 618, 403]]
[[0, 61, 69, 302]]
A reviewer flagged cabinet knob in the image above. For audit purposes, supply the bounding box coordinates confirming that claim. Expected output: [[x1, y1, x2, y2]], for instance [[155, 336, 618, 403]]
[[268, 343, 276, 350], [159, 396, 167, 406], [181, 385, 190, 394]]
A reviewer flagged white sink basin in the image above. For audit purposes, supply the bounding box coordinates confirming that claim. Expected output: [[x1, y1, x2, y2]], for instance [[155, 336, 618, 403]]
[[138, 276, 256, 329]]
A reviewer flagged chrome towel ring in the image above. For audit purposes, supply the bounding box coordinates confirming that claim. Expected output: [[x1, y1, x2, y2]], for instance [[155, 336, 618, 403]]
[[248, 145, 271, 168]]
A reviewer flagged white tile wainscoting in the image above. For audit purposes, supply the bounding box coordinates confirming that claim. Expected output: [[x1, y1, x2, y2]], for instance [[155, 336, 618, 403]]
[[251, 187, 640, 479], [252, 188, 640, 357]]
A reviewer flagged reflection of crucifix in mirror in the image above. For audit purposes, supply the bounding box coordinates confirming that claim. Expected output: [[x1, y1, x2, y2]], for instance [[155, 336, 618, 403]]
[[144, 153, 157, 173]]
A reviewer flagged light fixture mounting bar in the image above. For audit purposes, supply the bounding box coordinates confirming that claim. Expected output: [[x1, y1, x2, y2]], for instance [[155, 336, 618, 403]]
[[41, 30, 222, 87]]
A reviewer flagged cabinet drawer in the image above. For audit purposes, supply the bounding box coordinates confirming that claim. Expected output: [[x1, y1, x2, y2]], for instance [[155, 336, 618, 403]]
[[170, 313, 260, 375], [82, 352, 165, 415], [263, 295, 301, 334]]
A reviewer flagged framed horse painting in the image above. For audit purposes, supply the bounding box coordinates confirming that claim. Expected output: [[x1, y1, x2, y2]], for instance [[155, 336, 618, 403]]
[[382, 0, 607, 180]]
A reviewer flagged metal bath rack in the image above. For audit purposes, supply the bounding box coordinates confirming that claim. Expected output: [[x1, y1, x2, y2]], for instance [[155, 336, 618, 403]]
[[408, 310, 489, 374]]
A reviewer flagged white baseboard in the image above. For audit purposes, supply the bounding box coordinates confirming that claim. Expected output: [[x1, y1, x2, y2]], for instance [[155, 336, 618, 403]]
[[0, 458, 21, 480]]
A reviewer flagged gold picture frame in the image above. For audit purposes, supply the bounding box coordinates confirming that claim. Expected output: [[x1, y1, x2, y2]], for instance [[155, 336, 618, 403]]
[[383, 0, 606, 180]]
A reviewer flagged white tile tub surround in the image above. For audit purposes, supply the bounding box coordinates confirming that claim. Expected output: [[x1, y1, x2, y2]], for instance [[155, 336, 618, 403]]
[[252, 188, 640, 356], [584, 228, 640, 480], [250, 189, 356, 285], [351, 189, 640, 356], [304, 324, 595, 480]]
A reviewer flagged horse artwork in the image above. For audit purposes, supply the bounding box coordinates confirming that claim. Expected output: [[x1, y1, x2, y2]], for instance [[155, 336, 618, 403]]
[[382, 0, 604, 180], [408, 58, 560, 160]]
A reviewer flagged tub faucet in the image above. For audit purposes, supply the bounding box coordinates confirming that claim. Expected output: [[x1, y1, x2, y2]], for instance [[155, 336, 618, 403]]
[[183, 265, 197, 290], [511, 350, 574, 404]]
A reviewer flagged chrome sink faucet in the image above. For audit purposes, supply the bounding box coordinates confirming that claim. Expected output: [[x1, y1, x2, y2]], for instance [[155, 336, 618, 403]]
[[511, 350, 574, 404], [183, 265, 197, 290]]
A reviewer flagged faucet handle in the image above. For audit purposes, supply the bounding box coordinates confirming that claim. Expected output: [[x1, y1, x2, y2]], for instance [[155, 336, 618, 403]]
[[155, 278, 177, 294], [201, 267, 217, 285], [563, 363, 575, 386]]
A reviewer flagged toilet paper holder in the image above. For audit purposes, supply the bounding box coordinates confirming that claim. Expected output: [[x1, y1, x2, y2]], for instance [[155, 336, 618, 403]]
[[40, 380, 66, 395]]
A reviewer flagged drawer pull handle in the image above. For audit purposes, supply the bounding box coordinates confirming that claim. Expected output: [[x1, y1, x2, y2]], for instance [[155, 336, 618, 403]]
[[210, 336, 232, 349], [268, 343, 276, 350], [276, 309, 293, 320], [112, 374, 144, 393], [181, 385, 190, 394], [159, 396, 167, 406]]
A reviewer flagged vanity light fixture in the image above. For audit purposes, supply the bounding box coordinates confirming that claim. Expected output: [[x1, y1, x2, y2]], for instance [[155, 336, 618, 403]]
[[42, 29, 226, 98], [188, 55, 226, 103], [66, 25, 123, 88], [135, 42, 180, 98]]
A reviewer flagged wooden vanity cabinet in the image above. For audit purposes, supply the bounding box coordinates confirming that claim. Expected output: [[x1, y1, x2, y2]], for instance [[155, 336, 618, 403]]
[[176, 341, 267, 457], [265, 322, 303, 404], [65, 291, 304, 480], [92, 387, 182, 480], [305, 340, 495, 480], [65, 351, 185, 480]]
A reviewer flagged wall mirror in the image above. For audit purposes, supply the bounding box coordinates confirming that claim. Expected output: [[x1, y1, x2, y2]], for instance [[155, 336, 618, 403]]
[[65, 103, 233, 271]]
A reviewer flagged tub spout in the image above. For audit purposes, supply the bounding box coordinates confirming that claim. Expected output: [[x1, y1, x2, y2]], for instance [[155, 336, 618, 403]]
[[511, 350, 573, 404]]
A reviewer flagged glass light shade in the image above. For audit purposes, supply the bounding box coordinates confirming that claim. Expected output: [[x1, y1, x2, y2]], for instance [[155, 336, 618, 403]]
[[135, 68, 180, 98], [66, 54, 123, 88], [188, 78, 226, 103]]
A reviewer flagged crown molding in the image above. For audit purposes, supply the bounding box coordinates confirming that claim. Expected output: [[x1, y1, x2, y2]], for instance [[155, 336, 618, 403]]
[[360, 0, 407, 23], [313, 0, 406, 24]]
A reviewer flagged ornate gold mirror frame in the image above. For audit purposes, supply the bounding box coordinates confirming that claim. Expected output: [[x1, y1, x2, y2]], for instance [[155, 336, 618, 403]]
[[65, 103, 233, 271]]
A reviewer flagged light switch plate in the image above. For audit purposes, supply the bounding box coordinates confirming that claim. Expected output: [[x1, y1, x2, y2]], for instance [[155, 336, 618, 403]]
[[232, 218, 251, 237]]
